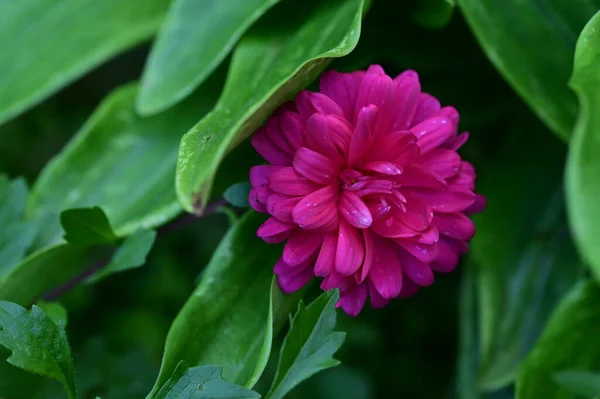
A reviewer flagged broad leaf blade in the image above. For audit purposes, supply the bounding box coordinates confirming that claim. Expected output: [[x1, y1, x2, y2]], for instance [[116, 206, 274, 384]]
[[60, 207, 118, 246], [147, 212, 289, 397], [516, 281, 600, 399], [267, 290, 346, 399], [566, 11, 600, 281], [457, 0, 600, 140], [0, 301, 76, 399], [175, 0, 366, 212], [86, 229, 157, 284], [138, 0, 282, 115], [554, 370, 600, 398], [153, 361, 260, 399], [0, 0, 171, 124], [28, 80, 220, 247], [223, 182, 251, 208], [0, 176, 38, 277]]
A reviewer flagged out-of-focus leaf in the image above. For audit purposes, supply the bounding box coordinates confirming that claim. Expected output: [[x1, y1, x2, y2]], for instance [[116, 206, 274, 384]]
[[60, 207, 118, 246], [28, 79, 220, 247], [412, 0, 455, 29], [0, 301, 76, 399], [566, 11, 600, 281], [138, 0, 282, 115], [223, 182, 251, 208], [36, 301, 68, 327], [147, 212, 291, 397], [153, 361, 260, 399], [87, 229, 156, 284], [267, 289, 345, 399], [0, 243, 88, 305], [554, 370, 600, 398], [176, 0, 366, 213], [457, 0, 600, 140], [0, 175, 38, 277], [471, 125, 581, 390], [458, 262, 479, 399], [516, 281, 600, 399], [0, 0, 171, 124]]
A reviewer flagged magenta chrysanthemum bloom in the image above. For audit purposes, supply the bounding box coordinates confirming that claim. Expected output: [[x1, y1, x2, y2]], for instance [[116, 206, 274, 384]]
[[249, 65, 486, 316]]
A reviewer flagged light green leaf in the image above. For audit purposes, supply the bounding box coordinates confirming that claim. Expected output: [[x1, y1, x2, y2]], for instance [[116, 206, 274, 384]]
[[223, 182, 251, 208], [147, 212, 295, 397], [175, 0, 366, 213], [516, 281, 600, 399], [0, 243, 88, 305], [0, 0, 171, 124], [86, 229, 157, 284], [28, 79, 220, 247], [267, 289, 345, 399], [36, 301, 68, 327], [457, 0, 600, 140], [566, 11, 600, 281], [471, 125, 581, 390], [0, 301, 76, 399], [554, 370, 600, 398], [154, 361, 260, 399], [138, 0, 282, 115], [0, 175, 38, 277], [60, 207, 118, 246]]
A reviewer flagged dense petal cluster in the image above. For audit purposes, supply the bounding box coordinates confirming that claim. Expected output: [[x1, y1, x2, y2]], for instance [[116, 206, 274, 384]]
[[249, 65, 485, 316]]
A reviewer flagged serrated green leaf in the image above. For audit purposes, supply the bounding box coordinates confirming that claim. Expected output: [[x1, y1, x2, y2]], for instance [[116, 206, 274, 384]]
[[0, 175, 38, 278], [28, 79, 220, 247], [0, 0, 171, 124], [554, 370, 600, 398], [0, 301, 76, 399], [0, 243, 88, 305], [566, 11, 600, 282], [457, 0, 600, 140], [147, 212, 298, 397], [154, 361, 260, 399], [138, 0, 282, 115], [175, 0, 366, 213], [60, 207, 118, 246], [86, 229, 156, 284], [267, 289, 345, 399], [516, 281, 600, 399], [36, 301, 68, 327], [223, 182, 251, 208]]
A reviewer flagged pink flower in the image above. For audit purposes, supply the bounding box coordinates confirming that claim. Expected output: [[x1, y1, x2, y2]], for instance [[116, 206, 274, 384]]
[[249, 65, 485, 316]]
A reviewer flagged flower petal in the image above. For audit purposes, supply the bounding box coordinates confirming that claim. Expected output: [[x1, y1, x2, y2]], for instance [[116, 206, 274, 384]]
[[395, 240, 438, 263], [433, 212, 475, 240], [348, 105, 378, 166], [368, 281, 390, 308], [283, 231, 325, 266], [398, 250, 434, 286], [442, 131, 469, 151], [337, 283, 368, 316], [305, 113, 352, 162], [367, 236, 402, 298], [395, 165, 446, 190], [410, 188, 475, 213], [465, 194, 487, 214], [363, 161, 403, 175], [266, 194, 301, 223], [391, 70, 421, 130], [278, 111, 305, 150], [293, 147, 340, 184], [268, 167, 321, 196], [411, 116, 455, 153], [321, 270, 353, 292], [419, 148, 462, 178], [412, 92, 441, 126], [250, 165, 285, 186], [335, 219, 365, 275], [431, 237, 461, 272], [277, 267, 313, 293], [296, 91, 344, 119], [249, 186, 268, 213], [314, 232, 337, 276], [251, 128, 292, 165], [257, 217, 295, 244], [319, 70, 365, 122], [340, 191, 373, 229], [292, 185, 339, 231]]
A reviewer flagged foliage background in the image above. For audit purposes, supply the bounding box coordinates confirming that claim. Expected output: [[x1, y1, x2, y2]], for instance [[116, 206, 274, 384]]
[[1, 0, 600, 398]]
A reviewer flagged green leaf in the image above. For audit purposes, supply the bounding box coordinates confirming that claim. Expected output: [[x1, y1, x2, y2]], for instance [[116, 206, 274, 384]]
[[267, 289, 346, 399], [86, 229, 157, 284], [566, 11, 600, 281], [60, 207, 118, 246], [154, 361, 260, 399], [0, 0, 171, 124], [147, 212, 293, 397], [471, 125, 581, 390], [0, 243, 88, 305], [457, 0, 600, 140], [138, 0, 282, 115], [28, 80, 220, 247], [175, 0, 366, 213], [0, 175, 38, 277], [412, 0, 455, 29], [223, 182, 251, 208], [36, 301, 68, 327], [516, 281, 600, 399], [0, 301, 76, 399], [554, 370, 600, 398]]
